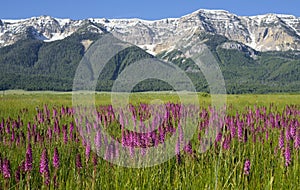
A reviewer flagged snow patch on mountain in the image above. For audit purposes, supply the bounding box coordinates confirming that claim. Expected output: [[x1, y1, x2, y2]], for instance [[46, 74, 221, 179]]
[[137, 44, 157, 55]]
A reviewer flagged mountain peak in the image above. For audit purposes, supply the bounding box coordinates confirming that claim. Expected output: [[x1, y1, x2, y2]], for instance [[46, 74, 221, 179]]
[[197, 9, 230, 14], [36, 15, 55, 20], [184, 9, 235, 19]]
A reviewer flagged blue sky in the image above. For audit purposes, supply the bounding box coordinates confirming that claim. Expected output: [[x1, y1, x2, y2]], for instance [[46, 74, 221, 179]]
[[1, 0, 300, 20]]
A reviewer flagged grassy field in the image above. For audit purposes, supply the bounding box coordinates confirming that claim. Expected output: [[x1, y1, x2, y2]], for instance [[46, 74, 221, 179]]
[[0, 91, 299, 189], [1, 90, 300, 117]]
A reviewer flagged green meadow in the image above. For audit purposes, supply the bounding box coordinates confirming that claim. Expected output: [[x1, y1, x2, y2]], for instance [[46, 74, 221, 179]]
[[1, 90, 299, 116], [0, 91, 299, 189]]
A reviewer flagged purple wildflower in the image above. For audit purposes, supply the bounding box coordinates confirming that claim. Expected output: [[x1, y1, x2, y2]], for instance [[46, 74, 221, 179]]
[[285, 143, 291, 167], [11, 129, 15, 142], [290, 124, 296, 139], [76, 153, 82, 169], [285, 128, 291, 142], [69, 122, 74, 140], [25, 143, 33, 172], [222, 136, 231, 150], [244, 159, 251, 175], [215, 132, 222, 143], [2, 158, 11, 179], [237, 120, 243, 141], [94, 131, 102, 150], [39, 148, 49, 174], [230, 125, 236, 138], [105, 142, 116, 161], [46, 127, 52, 140], [175, 138, 181, 163], [85, 143, 91, 162], [278, 130, 284, 150], [39, 148, 50, 186], [178, 122, 184, 144], [183, 142, 193, 155], [53, 147, 60, 169]]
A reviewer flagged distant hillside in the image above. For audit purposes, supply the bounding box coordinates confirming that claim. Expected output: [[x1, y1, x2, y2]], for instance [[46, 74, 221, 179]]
[[0, 10, 300, 93]]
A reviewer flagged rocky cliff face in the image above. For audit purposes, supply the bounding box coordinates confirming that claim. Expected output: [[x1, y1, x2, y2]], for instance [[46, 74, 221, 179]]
[[1, 9, 300, 53], [0, 16, 83, 46]]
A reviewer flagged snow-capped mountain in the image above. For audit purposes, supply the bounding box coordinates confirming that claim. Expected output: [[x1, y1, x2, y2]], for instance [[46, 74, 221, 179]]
[[1, 9, 300, 53]]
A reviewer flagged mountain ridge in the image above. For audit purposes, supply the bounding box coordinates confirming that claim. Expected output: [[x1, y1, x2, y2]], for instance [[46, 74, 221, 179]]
[[1, 9, 300, 53]]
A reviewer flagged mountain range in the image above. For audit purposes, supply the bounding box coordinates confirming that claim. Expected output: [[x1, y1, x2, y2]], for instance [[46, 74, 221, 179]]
[[0, 9, 300, 93]]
